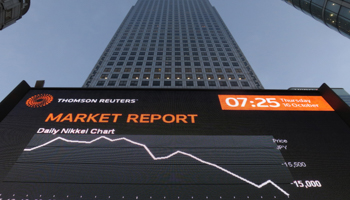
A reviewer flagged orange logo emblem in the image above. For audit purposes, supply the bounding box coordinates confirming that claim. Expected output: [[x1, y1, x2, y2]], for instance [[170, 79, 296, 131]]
[[26, 94, 53, 108]]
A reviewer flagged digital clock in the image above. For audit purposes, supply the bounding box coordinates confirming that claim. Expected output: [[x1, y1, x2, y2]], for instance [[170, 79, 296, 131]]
[[218, 95, 334, 111]]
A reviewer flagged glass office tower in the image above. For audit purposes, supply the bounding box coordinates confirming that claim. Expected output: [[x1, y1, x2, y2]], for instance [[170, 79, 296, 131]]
[[283, 0, 350, 39], [83, 0, 263, 89]]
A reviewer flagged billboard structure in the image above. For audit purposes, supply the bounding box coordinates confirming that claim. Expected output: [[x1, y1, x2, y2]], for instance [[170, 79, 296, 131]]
[[0, 81, 350, 199]]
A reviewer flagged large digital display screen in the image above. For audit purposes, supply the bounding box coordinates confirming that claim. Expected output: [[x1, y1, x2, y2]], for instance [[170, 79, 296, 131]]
[[0, 89, 349, 199]]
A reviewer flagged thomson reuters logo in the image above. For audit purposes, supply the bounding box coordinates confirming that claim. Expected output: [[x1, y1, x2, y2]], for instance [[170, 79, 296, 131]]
[[26, 94, 53, 108]]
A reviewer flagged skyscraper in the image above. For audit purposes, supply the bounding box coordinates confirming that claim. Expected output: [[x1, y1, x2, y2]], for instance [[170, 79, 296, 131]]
[[0, 0, 30, 30], [283, 0, 350, 39], [83, 0, 263, 89]]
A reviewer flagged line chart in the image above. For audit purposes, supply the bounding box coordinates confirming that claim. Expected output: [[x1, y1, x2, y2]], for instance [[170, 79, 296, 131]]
[[24, 136, 290, 197]]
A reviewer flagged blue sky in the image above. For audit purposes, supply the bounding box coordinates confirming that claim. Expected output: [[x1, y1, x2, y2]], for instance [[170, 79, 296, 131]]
[[0, 0, 349, 101]]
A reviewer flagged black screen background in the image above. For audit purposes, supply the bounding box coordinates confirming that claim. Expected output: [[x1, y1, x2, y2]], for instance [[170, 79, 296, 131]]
[[0, 89, 349, 200]]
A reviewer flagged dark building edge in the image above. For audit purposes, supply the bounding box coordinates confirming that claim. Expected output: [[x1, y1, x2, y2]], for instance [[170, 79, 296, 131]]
[[319, 83, 350, 127], [0, 80, 30, 122]]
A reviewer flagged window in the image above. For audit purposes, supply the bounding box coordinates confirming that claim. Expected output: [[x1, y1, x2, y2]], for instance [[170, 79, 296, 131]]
[[154, 74, 161, 79], [107, 62, 114, 66], [238, 75, 246, 80], [143, 74, 150, 79], [205, 68, 212, 73], [217, 74, 224, 80], [196, 74, 203, 79], [186, 74, 193, 79], [141, 81, 149, 86], [230, 57, 237, 61], [197, 81, 205, 86], [153, 81, 160, 86], [175, 68, 182, 72], [219, 81, 227, 86], [132, 74, 140, 79], [230, 81, 238, 86], [122, 74, 129, 79], [96, 81, 105, 86], [227, 75, 235, 80], [155, 68, 162, 72], [175, 81, 182, 86], [165, 68, 171, 72], [215, 68, 222, 73], [241, 81, 250, 87], [184, 62, 191, 66], [225, 68, 233, 73], [100, 74, 108, 79], [119, 81, 127, 86], [124, 68, 131, 72], [164, 81, 171, 86], [111, 74, 119, 79], [195, 68, 202, 72], [144, 68, 151, 72], [175, 74, 182, 79], [207, 74, 214, 80], [104, 68, 111, 72], [165, 74, 172, 79], [117, 62, 124, 66], [186, 81, 194, 86], [208, 81, 216, 86], [134, 68, 141, 72], [235, 68, 243, 73], [185, 68, 192, 72], [107, 81, 116, 86], [130, 81, 138, 86]]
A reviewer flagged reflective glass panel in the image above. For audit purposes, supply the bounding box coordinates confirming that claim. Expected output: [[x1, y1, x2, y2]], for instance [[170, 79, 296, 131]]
[[338, 7, 350, 38], [311, 0, 325, 6], [311, 2, 324, 22], [326, 1, 340, 13], [292, 0, 302, 10], [325, 10, 339, 30], [301, 0, 312, 15]]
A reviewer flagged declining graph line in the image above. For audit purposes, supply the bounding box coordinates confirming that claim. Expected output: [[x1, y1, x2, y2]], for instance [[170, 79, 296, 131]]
[[24, 136, 290, 197]]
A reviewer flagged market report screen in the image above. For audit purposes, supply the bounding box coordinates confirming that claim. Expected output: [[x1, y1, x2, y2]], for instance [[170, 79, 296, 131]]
[[0, 89, 349, 200]]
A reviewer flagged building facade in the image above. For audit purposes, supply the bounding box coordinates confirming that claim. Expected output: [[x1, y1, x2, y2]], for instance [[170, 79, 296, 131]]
[[83, 0, 263, 89], [0, 0, 30, 30], [283, 0, 350, 39]]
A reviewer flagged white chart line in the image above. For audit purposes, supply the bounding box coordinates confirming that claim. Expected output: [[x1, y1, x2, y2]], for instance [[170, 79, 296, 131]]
[[24, 136, 290, 197]]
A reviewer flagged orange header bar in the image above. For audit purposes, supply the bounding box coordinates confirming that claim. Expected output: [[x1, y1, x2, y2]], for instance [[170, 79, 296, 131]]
[[218, 95, 334, 111]]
